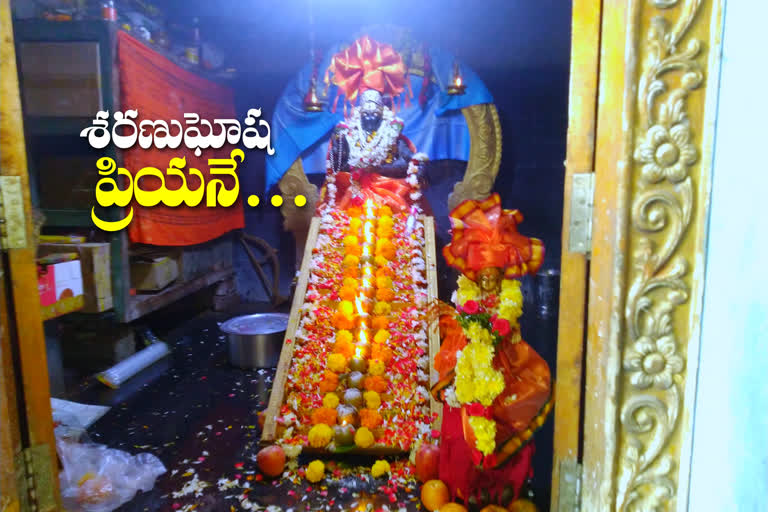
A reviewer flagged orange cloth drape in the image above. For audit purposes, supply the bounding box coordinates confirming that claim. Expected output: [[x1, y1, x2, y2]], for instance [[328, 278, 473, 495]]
[[118, 32, 244, 245], [443, 194, 544, 280]]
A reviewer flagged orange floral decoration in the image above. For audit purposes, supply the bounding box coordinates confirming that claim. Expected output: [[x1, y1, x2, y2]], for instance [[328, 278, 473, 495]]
[[327, 36, 406, 103], [311, 407, 338, 426], [363, 375, 389, 393], [443, 193, 545, 281], [360, 409, 383, 429], [319, 371, 339, 393]]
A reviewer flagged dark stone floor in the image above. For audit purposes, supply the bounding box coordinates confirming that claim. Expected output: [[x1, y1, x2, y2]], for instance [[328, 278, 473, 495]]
[[63, 296, 558, 512]]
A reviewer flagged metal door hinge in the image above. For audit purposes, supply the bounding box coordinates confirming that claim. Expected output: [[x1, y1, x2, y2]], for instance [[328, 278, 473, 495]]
[[556, 458, 582, 512], [568, 173, 594, 256], [0, 176, 28, 250], [16, 445, 56, 512]]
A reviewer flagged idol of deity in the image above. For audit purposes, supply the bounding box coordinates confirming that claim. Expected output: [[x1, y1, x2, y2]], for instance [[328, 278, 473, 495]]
[[318, 36, 428, 215], [432, 193, 553, 505]]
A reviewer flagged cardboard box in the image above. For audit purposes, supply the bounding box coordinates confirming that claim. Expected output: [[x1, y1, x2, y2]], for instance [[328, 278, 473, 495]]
[[39, 243, 112, 313], [38, 260, 84, 320], [130, 256, 179, 291]]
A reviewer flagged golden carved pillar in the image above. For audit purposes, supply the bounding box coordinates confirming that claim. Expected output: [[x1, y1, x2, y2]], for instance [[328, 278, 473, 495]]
[[448, 104, 502, 211], [278, 159, 319, 270], [582, 0, 724, 510]]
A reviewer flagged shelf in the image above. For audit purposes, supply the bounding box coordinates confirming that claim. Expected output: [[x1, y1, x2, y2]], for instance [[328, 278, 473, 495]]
[[124, 267, 234, 322]]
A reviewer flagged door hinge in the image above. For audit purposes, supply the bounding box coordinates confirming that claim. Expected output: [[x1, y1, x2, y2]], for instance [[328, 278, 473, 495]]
[[568, 173, 594, 256], [0, 176, 28, 250], [556, 458, 582, 512], [16, 445, 57, 512]]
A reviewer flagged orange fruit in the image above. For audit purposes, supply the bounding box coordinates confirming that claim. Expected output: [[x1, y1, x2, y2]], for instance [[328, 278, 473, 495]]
[[421, 479, 450, 511], [508, 499, 538, 512], [440, 504, 468, 512], [480, 506, 507, 512]]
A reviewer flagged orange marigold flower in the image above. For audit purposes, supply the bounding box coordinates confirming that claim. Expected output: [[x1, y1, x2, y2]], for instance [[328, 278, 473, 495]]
[[343, 266, 360, 278], [311, 407, 338, 426], [318, 371, 339, 392], [360, 409, 383, 429], [377, 206, 393, 217], [375, 266, 393, 278], [347, 206, 363, 218], [371, 345, 393, 364], [376, 288, 395, 302], [333, 338, 355, 359], [363, 375, 389, 393], [371, 315, 389, 330], [339, 286, 357, 301], [345, 245, 362, 257], [375, 275, 393, 289], [332, 313, 355, 330]]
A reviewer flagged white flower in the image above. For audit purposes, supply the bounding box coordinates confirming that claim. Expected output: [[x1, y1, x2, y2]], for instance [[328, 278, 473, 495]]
[[624, 335, 684, 389], [410, 191, 422, 201]]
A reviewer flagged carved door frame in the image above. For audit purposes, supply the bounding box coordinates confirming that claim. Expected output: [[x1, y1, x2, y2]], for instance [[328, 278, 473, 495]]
[[276, 103, 502, 269], [581, 0, 724, 510]]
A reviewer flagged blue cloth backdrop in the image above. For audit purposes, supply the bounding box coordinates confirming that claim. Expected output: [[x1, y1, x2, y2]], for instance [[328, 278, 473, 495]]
[[265, 44, 493, 192]]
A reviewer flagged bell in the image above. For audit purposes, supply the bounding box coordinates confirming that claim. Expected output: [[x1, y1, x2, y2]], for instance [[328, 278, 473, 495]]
[[446, 60, 466, 96], [303, 77, 325, 112]]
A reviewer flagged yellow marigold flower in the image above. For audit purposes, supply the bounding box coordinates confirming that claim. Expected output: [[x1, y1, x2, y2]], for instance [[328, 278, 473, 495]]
[[342, 277, 359, 289], [336, 330, 354, 344], [378, 216, 394, 228], [348, 217, 363, 232], [373, 302, 391, 316], [375, 275, 393, 289], [327, 353, 347, 373], [368, 359, 386, 376], [374, 256, 389, 267], [338, 300, 355, 317], [306, 460, 325, 483], [377, 206, 393, 217], [468, 416, 497, 456], [342, 254, 360, 268], [322, 393, 340, 409], [343, 235, 359, 247], [466, 322, 493, 345], [371, 460, 391, 478], [354, 427, 375, 448], [364, 390, 381, 409], [373, 329, 390, 344], [308, 424, 333, 448]]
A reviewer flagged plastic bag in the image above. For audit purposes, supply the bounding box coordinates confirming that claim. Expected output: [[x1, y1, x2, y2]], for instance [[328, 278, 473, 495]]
[[56, 438, 166, 512]]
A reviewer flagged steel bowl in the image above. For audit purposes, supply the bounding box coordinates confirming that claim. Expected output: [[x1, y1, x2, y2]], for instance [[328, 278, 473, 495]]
[[220, 313, 289, 369]]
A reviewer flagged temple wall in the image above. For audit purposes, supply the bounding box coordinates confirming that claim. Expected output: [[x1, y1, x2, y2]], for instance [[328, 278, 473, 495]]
[[688, 1, 768, 508]]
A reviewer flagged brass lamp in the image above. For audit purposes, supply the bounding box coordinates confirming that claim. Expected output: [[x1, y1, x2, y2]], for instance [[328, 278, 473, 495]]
[[446, 60, 466, 95], [303, 76, 325, 112]]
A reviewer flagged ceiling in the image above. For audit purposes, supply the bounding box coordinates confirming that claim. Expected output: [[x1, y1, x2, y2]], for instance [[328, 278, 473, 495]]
[[162, 0, 572, 75]]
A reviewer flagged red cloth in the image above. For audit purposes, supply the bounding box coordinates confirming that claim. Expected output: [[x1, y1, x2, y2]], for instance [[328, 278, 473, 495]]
[[118, 32, 244, 245], [439, 405, 534, 504]]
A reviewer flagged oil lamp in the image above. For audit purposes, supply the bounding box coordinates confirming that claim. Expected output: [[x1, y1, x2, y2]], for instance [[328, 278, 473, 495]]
[[303, 76, 325, 112], [446, 60, 466, 95]]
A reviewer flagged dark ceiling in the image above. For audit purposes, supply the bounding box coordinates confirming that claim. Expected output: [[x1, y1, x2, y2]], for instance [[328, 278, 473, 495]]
[[162, 0, 572, 74]]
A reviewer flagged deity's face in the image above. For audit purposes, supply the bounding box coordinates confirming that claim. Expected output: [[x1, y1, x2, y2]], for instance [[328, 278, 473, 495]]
[[477, 267, 502, 295], [360, 90, 384, 134]]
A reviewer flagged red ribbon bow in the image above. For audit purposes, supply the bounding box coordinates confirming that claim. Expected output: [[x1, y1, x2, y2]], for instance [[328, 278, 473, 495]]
[[328, 36, 406, 102]]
